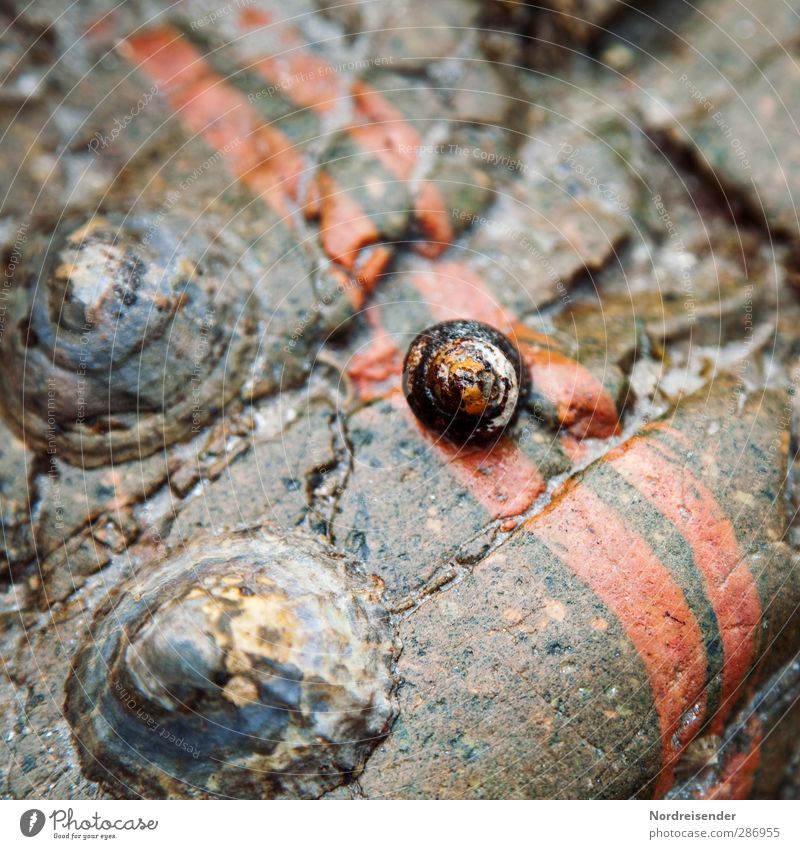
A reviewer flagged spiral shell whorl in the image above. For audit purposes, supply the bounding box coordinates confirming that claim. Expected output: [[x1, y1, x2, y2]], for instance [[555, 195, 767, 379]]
[[0, 213, 258, 466], [64, 529, 399, 799], [403, 320, 528, 441]]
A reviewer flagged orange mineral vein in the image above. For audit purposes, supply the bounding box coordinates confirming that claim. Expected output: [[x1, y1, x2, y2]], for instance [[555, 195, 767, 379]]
[[120, 26, 306, 214]]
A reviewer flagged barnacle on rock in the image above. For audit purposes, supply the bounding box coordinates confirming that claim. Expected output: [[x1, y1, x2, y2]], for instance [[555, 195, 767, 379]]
[[63, 527, 399, 799], [0, 213, 258, 467]]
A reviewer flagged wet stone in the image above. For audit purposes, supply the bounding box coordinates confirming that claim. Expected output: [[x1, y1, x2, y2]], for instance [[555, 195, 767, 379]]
[[0, 420, 38, 574], [166, 395, 346, 545], [1, 595, 100, 799], [361, 373, 800, 797], [360, 531, 659, 798], [3, 0, 800, 802], [365, 0, 481, 69], [459, 114, 638, 313], [480, 0, 630, 64], [678, 51, 800, 239], [629, 0, 800, 130], [333, 398, 571, 605]]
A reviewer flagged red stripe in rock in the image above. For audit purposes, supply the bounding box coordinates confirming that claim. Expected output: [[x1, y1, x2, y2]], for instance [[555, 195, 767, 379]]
[[347, 311, 405, 400], [302, 92, 413, 268], [522, 346, 621, 439], [412, 410, 546, 516], [350, 81, 422, 180], [410, 262, 516, 329], [413, 181, 455, 257], [315, 170, 382, 270], [405, 402, 546, 520], [231, 10, 411, 281], [343, 81, 454, 256], [558, 432, 592, 463], [607, 435, 762, 733], [237, 8, 341, 114], [528, 481, 709, 797], [120, 27, 305, 213]]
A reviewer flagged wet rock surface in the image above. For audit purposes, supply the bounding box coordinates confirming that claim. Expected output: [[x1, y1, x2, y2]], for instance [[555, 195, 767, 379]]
[[2, 0, 800, 799]]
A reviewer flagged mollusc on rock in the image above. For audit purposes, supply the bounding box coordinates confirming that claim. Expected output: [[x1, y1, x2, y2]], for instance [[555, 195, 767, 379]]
[[0, 213, 258, 466], [64, 528, 398, 799]]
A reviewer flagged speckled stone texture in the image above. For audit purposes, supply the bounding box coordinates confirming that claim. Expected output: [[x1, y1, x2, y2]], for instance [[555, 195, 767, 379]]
[[2, 0, 800, 800]]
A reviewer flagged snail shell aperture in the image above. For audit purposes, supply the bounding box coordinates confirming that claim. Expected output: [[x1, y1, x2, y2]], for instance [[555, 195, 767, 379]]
[[0, 213, 258, 466], [403, 320, 529, 441], [64, 528, 399, 798]]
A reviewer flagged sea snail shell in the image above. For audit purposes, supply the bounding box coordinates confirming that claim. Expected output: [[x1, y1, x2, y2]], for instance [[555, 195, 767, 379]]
[[403, 320, 529, 441], [0, 213, 258, 467], [64, 528, 399, 799]]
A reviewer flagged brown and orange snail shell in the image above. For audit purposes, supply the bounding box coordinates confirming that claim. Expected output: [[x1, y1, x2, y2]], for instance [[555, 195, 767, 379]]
[[0, 213, 258, 467], [64, 527, 399, 799], [403, 320, 529, 441]]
